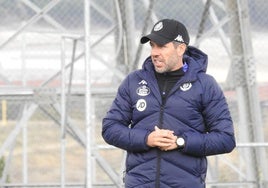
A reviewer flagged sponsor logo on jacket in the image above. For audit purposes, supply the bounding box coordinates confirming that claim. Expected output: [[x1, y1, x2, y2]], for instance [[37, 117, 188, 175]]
[[180, 82, 192, 91], [136, 99, 147, 112], [136, 80, 150, 111], [136, 85, 150, 96], [136, 80, 150, 96]]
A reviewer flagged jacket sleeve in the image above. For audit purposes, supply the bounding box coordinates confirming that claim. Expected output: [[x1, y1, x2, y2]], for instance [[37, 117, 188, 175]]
[[182, 75, 236, 157], [102, 75, 151, 152]]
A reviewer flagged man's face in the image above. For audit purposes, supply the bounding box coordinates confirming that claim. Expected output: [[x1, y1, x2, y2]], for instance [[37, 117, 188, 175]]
[[149, 41, 185, 73]]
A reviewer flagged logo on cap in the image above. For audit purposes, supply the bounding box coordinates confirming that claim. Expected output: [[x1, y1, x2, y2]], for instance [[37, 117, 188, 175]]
[[153, 22, 163, 31], [174, 34, 184, 43]]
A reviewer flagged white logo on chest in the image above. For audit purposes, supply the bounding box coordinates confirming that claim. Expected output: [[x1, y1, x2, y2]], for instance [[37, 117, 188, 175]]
[[136, 99, 147, 112], [180, 82, 192, 91], [136, 85, 150, 96]]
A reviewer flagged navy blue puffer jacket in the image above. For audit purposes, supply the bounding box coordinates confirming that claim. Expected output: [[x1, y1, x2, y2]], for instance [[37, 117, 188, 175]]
[[102, 46, 236, 188]]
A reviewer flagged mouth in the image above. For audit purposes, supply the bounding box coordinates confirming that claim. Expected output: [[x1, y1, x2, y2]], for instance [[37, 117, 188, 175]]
[[153, 59, 163, 67]]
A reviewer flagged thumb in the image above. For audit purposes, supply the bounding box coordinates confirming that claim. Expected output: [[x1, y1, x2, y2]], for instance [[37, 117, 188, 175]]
[[154, 126, 160, 131]]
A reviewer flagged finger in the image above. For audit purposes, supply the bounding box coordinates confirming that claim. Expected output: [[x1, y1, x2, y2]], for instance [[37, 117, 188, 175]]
[[157, 128, 174, 136], [156, 139, 174, 147], [159, 142, 177, 151]]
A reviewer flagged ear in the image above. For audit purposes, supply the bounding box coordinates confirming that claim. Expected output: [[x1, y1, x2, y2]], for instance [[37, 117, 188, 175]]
[[177, 43, 187, 56]]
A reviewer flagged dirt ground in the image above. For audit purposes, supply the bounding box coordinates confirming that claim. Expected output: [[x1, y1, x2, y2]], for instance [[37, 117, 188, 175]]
[[0, 117, 267, 186]]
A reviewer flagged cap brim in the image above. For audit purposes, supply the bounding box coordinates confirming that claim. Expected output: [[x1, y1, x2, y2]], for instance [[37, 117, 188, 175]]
[[140, 33, 171, 46]]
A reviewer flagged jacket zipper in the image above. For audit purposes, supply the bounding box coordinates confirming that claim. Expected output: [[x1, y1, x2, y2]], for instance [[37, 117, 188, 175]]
[[156, 78, 167, 188], [156, 105, 165, 188]]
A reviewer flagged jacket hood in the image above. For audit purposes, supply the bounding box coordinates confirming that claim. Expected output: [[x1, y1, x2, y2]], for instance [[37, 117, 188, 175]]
[[142, 46, 208, 76], [184, 46, 208, 73]]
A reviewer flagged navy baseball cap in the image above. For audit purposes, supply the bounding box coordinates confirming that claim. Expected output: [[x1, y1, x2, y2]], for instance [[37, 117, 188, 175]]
[[140, 19, 190, 46]]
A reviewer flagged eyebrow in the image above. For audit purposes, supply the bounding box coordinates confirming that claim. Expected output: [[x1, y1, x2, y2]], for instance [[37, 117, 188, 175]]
[[149, 41, 165, 47]]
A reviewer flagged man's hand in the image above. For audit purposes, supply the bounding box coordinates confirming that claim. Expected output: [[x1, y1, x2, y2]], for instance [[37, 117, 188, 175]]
[[147, 126, 177, 151]]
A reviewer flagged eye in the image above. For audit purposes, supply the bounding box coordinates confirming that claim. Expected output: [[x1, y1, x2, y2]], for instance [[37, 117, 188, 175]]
[[149, 42, 165, 49]]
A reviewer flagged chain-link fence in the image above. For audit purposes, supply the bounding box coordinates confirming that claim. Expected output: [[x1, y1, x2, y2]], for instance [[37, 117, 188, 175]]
[[0, 0, 268, 187]]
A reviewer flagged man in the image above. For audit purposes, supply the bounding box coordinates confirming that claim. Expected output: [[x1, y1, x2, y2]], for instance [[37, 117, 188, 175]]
[[102, 19, 236, 188]]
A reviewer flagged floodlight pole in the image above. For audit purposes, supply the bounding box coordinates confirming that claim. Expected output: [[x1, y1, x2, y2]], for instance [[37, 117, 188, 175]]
[[84, 0, 93, 187], [227, 0, 268, 187]]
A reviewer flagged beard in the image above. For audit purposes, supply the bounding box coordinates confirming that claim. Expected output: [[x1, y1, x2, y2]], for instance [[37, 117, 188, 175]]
[[153, 60, 178, 73]]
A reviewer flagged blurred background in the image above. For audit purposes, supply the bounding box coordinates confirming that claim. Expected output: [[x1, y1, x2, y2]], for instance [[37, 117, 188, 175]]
[[0, 0, 267, 187]]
